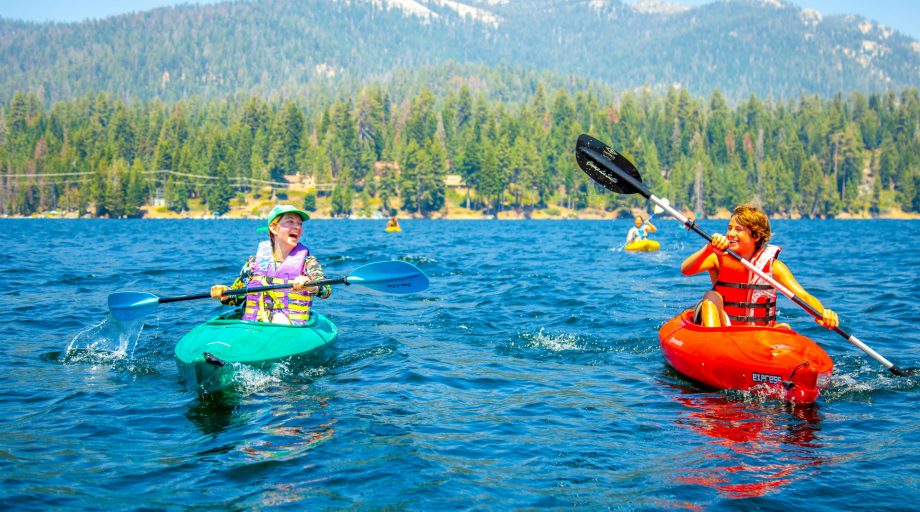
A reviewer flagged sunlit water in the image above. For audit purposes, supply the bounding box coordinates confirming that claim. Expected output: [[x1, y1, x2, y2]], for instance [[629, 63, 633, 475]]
[[1, 218, 917, 510]]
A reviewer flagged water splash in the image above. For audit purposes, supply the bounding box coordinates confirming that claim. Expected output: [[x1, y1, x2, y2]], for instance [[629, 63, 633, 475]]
[[519, 328, 583, 351], [61, 315, 145, 363], [400, 254, 437, 265], [198, 360, 317, 396], [232, 362, 285, 394]]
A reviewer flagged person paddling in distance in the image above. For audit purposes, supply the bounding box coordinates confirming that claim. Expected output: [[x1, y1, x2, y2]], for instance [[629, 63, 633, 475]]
[[386, 216, 400, 230], [625, 214, 656, 245], [210, 205, 331, 324], [680, 204, 839, 329]]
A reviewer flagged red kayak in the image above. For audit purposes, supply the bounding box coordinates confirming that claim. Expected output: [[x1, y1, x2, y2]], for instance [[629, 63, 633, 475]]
[[658, 310, 834, 403]]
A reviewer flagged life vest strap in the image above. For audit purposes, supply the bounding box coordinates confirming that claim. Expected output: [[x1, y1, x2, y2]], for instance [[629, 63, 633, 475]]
[[722, 300, 776, 309], [726, 313, 777, 323], [714, 281, 773, 291]]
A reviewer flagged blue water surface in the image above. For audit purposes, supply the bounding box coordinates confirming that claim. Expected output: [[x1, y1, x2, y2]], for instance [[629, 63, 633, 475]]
[[0, 218, 917, 511]]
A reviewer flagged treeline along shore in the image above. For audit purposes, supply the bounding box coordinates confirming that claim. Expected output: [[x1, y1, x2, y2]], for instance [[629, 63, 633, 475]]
[[1, 84, 918, 220]]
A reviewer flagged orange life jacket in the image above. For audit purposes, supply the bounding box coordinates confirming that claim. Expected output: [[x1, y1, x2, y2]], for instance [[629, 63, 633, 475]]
[[713, 244, 781, 326]]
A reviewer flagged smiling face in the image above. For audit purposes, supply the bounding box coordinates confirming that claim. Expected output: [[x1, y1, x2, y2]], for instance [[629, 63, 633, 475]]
[[726, 216, 759, 258], [728, 205, 771, 256], [634, 216, 643, 227], [269, 212, 304, 251]]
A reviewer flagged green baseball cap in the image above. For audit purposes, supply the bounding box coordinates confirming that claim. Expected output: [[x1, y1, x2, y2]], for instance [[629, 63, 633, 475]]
[[257, 204, 310, 232]]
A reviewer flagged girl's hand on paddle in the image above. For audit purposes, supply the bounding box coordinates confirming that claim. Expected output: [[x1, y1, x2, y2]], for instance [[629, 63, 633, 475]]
[[292, 276, 318, 294], [710, 233, 730, 253], [817, 308, 839, 329], [210, 285, 229, 299]]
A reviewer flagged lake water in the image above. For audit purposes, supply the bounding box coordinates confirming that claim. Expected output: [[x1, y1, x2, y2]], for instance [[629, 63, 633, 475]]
[[1, 218, 917, 510]]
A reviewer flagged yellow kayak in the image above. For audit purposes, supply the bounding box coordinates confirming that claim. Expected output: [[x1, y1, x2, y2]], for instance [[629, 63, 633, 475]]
[[624, 239, 660, 252], [385, 226, 401, 233]]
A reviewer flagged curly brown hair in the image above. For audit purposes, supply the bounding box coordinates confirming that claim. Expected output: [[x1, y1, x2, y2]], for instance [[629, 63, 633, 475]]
[[732, 204, 771, 248]]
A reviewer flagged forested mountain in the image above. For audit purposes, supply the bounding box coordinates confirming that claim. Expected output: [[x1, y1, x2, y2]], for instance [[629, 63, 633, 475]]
[[3, 85, 917, 218], [1, 1, 918, 219], [1, 0, 917, 103]]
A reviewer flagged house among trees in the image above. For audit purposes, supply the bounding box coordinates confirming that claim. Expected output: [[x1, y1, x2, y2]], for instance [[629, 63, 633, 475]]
[[444, 174, 463, 188]]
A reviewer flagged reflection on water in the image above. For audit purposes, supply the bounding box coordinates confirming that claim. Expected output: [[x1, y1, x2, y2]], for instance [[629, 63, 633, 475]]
[[186, 392, 241, 435], [240, 419, 335, 463], [670, 385, 825, 499], [186, 385, 336, 471]]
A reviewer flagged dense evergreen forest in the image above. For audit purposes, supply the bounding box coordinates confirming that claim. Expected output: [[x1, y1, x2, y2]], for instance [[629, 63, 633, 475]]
[[1, 83, 918, 218]]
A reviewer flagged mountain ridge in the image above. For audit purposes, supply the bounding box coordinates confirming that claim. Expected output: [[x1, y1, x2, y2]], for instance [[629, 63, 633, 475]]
[[0, 0, 916, 103]]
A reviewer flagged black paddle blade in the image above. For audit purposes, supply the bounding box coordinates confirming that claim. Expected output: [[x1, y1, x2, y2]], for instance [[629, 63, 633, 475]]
[[891, 366, 920, 377], [575, 134, 643, 195]]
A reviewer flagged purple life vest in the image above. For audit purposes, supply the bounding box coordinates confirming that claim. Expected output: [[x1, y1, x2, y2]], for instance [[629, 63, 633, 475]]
[[242, 241, 315, 325]]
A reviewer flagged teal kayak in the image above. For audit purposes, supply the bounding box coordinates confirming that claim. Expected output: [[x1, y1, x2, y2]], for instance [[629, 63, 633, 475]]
[[175, 308, 337, 394]]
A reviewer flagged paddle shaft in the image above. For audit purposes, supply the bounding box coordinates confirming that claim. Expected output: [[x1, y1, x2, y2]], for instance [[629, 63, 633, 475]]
[[157, 277, 348, 304], [581, 145, 909, 376]]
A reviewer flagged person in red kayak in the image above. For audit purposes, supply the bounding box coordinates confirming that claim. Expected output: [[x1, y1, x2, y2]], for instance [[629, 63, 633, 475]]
[[680, 204, 838, 329], [210, 204, 331, 324]]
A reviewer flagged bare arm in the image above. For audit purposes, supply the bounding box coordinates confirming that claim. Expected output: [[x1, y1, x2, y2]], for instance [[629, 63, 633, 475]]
[[625, 227, 637, 244], [681, 244, 718, 276], [772, 260, 839, 328]]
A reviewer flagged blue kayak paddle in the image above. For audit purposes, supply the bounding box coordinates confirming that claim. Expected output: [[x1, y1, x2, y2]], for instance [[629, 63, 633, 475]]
[[575, 133, 919, 377], [108, 260, 429, 322]]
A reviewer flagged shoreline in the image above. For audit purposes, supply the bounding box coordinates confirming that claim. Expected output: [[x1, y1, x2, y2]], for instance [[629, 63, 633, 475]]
[[11, 196, 919, 220], [6, 210, 920, 220]]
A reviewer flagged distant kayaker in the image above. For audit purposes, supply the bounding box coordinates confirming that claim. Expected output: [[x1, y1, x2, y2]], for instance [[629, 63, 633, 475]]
[[625, 215, 656, 245], [680, 204, 838, 329], [386, 216, 400, 230], [210, 204, 331, 324]]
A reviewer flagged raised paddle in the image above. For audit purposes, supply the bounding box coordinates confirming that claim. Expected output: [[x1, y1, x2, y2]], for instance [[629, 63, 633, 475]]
[[108, 260, 430, 322], [575, 133, 918, 377]]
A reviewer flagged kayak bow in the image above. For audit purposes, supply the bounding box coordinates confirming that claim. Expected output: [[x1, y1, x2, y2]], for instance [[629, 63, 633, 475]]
[[624, 239, 660, 252], [658, 310, 834, 403], [175, 308, 337, 394]]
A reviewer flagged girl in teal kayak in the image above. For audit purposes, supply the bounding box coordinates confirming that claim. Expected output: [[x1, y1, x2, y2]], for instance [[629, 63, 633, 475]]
[[210, 205, 331, 324]]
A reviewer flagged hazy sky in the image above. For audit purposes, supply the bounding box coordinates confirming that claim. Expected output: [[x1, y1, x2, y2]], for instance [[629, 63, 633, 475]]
[[0, 0, 917, 39]]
